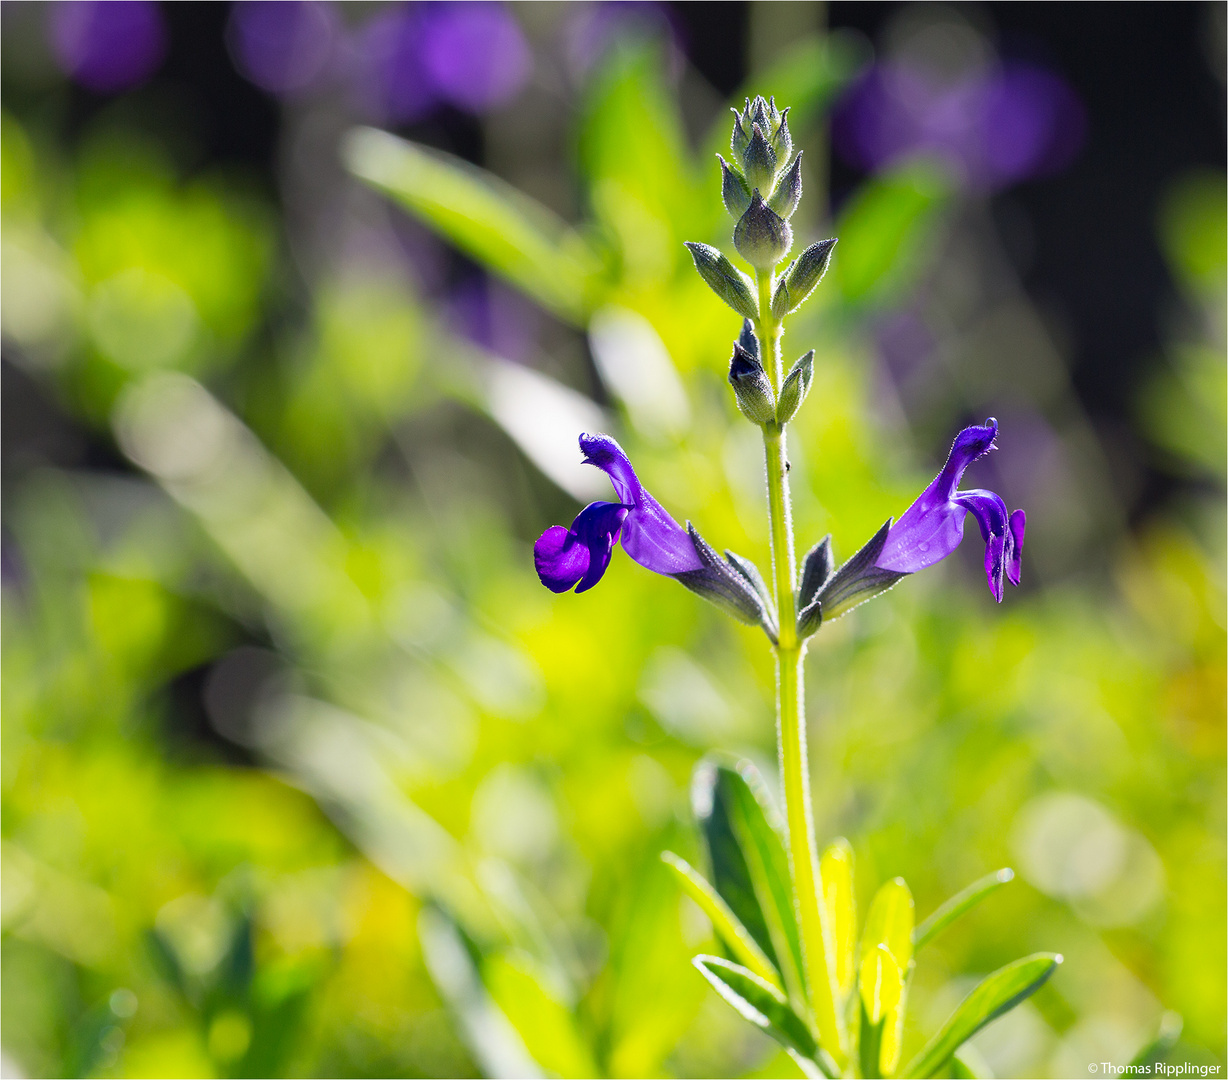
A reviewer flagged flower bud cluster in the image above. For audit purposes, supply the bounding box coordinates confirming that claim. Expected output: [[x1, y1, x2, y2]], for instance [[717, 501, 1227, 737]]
[[719, 96, 798, 270], [685, 95, 839, 437]]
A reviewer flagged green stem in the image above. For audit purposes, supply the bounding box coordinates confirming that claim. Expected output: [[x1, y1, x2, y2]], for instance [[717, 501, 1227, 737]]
[[755, 270, 846, 1067]]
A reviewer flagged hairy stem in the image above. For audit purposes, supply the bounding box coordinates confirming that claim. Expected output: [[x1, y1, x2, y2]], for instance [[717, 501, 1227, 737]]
[[755, 270, 845, 1065]]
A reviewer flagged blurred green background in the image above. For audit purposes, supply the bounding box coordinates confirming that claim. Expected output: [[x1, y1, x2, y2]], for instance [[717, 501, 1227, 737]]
[[2, 3, 1224, 1077]]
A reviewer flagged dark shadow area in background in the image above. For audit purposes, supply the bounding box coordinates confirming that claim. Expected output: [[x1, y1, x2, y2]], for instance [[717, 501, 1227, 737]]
[[680, 1, 1226, 523], [4, 1, 1225, 524]]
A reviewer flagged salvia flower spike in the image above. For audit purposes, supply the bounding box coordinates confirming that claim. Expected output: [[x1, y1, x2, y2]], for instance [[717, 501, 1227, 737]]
[[533, 94, 1035, 1076], [734, 94, 790, 166]]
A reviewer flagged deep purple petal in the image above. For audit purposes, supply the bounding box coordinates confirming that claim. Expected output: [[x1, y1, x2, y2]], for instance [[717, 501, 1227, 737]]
[[984, 529, 1006, 602], [533, 501, 627, 594], [572, 502, 629, 593], [578, 433, 703, 575], [534, 525, 589, 593], [956, 488, 1009, 542], [579, 433, 641, 504], [1007, 508, 1026, 586], [954, 489, 1011, 601], [933, 418, 998, 501], [876, 500, 967, 574]]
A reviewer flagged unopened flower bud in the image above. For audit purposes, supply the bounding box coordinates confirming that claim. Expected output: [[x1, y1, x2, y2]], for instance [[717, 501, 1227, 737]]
[[718, 155, 751, 218], [770, 276, 792, 321], [734, 191, 792, 271], [768, 151, 802, 219], [737, 318, 760, 363], [771, 108, 792, 162], [684, 242, 758, 320], [728, 343, 776, 425], [775, 348, 814, 423], [750, 95, 771, 132], [742, 124, 778, 194], [730, 110, 750, 159], [774, 237, 837, 314]]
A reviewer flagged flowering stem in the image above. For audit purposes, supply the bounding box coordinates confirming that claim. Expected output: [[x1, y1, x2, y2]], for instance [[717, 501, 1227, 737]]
[[755, 271, 845, 1065]]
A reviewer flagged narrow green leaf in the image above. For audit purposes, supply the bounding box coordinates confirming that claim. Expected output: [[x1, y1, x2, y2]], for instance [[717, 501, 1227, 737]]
[[483, 949, 598, 1079], [861, 877, 914, 974], [692, 760, 807, 1009], [418, 908, 544, 1080], [819, 838, 856, 1000], [343, 127, 599, 323], [914, 869, 1015, 952], [728, 762, 808, 1010], [661, 852, 781, 991], [693, 955, 835, 1078], [902, 953, 1063, 1079], [691, 760, 778, 970], [859, 997, 887, 1080], [578, 41, 702, 239], [858, 945, 902, 1079], [952, 1044, 995, 1079]]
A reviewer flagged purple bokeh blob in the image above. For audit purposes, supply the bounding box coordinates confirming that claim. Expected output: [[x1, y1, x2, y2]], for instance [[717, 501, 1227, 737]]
[[228, 1, 339, 96], [418, 2, 531, 113], [353, 7, 437, 124], [562, 1, 682, 83], [833, 59, 1085, 191], [352, 2, 529, 122], [447, 277, 540, 364], [50, 0, 168, 94]]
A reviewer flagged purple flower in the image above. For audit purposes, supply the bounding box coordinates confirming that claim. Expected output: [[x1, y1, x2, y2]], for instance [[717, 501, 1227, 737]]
[[535, 433, 702, 593], [876, 418, 1026, 601], [535, 434, 777, 635], [797, 419, 1024, 635], [50, 1, 167, 94]]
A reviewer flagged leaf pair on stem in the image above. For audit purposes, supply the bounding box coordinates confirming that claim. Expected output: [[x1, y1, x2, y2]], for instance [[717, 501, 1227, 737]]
[[663, 760, 1061, 1078]]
